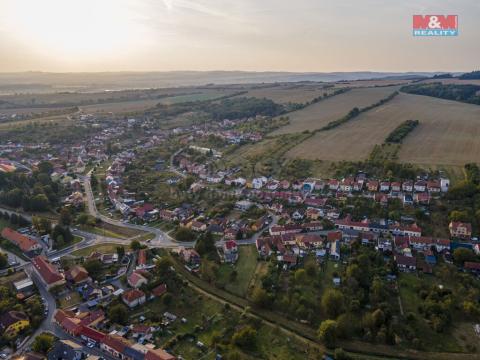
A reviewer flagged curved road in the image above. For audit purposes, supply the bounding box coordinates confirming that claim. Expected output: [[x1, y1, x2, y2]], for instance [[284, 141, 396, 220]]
[[83, 171, 194, 248]]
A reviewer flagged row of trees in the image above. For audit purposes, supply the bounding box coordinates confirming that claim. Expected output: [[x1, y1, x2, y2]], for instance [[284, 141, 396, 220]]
[[401, 83, 480, 105]]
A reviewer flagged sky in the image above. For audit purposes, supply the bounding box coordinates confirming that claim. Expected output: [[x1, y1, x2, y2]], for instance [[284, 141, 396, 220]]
[[0, 0, 478, 73]]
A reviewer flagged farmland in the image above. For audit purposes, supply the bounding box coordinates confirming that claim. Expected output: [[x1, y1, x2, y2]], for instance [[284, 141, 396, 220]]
[[287, 93, 480, 167], [234, 83, 336, 104], [272, 86, 400, 135]]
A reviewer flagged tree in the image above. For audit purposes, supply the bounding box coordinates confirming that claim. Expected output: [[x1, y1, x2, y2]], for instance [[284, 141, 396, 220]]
[[108, 304, 129, 325], [116, 246, 125, 259], [37, 161, 53, 174], [321, 289, 345, 319], [156, 257, 173, 276], [130, 240, 142, 250], [32, 216, 52, 235], [84, 259, 103, 279], [294, 268, 308, 285], [32, 333, 54, 354], [0, 253, 7, 269], [195, 231, 216, 256], [453, 248, 476, 265], [76, 213, 89, 225], [163, 293, 173, 306], [252, 287, 271, 308], [175, 227, 195, 242], [59, 207, 72, 226], [318, 320, 337, 348], [232, 325, 257, 350]]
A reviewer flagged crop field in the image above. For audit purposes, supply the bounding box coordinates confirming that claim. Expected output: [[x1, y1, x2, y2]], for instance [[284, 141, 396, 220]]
[[79, 98, 163, 114], [287, 93, 480, 167], [157, 90, 235, 105], [272, 86, 400, 135], [235, 83, 335, 104], [333, 79, 412, 88]]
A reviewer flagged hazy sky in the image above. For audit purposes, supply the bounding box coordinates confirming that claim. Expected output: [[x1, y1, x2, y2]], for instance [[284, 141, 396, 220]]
[[0, 0, 478, 72]]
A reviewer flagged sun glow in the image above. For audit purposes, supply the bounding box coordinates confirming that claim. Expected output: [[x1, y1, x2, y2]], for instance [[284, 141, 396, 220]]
[[2, 0, 149, 62]]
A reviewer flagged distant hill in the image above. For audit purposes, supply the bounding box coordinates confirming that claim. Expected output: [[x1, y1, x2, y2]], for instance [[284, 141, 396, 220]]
[[0, 71, 454, 94]]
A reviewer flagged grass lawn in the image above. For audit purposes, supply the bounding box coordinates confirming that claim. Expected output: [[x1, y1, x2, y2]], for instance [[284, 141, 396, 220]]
[[79, 225, 125, 239], [398, 273, 463, 352], [58, 291, 82, 309], [56, 235, 83, 250], [0, 271, 27, 286], [71, 243, 127, 257], [216, 245, 258, 297]]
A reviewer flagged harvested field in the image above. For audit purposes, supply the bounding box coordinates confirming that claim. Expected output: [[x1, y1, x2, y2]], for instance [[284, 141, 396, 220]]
[[272, 86, 399, 135], [236, 84, 335, 104], [333, 79, 413, 88], [287, 93, 480, 166]]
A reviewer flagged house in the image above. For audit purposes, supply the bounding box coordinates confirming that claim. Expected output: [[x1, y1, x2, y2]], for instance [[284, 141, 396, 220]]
[[145, 348, 175, 360], [328, 179, 339, 191], [414, 180, 426, 192], [0, 311, 29, 338], [402, 181, 413, 192], [306, 208, 321, 220], [380, 181, 390, 192], [427, 180, 441, 193], [251, 177, 266, 189], [403, 194, 413, 206], [151, 284, 167, 298], [100, 335, 131, 359], [47, 340, 83, 360], [12, 352, 45, 360], [279, 180, 290, 190], [191, 221, 206, 232], [137, 249, 147, 268], [180, 248, 201, 265], [449, 221, 472, 239], [339, 178, 354, 192], [224, 228, 238, 240], [377, 238, 392, 252], [235, 200, 254, 211], [78, 326, 106, 345], [414, 192, 430, 204], [122, 289, 146, 308], [440, 178, 450, 192], [128, 271, 148, 288], [1, 228, 42, 256], [395, 254, 417, 272], [65, 265, 90, 284], [291, 210, 304, 221], [223, 240, 238, 263], [303, 179, 316, 192], [464, 262, 480, 275], [367, 180, 379, 192], [327, 231, 342, 243], [330, 241, 340, 260], [31, 256, 66, 290], [159, 209, 177, 222], [391, 182, 402, 192]]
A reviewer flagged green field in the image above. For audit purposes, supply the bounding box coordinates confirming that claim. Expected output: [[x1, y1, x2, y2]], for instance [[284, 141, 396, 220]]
[[71, 243, 127, 257], [216, 245, 259, 297]]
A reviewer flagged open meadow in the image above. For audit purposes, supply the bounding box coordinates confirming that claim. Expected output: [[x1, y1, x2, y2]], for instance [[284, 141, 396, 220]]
[[286, 92, 480, 167], [272, 85, 400, 135]]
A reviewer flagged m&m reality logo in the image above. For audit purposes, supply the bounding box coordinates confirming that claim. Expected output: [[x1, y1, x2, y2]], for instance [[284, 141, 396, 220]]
[[413, 15, 458, 36]]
